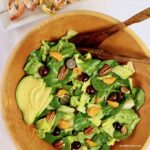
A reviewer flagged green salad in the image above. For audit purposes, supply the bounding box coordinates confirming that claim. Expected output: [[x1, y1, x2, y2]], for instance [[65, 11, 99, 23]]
[[16, 30, 145, 150]]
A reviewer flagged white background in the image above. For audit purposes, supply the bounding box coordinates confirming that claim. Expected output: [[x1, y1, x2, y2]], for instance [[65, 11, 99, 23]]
[[0, 0, 150, 150]]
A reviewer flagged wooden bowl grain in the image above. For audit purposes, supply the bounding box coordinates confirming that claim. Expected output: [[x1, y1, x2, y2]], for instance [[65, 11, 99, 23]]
[[1, 10, 150, 150]]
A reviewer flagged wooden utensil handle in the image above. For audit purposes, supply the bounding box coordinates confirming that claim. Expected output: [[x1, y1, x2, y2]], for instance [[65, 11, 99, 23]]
[[104, 7, 150, 35], [124, 7, 150, 25], [70, 7, 150, 47], [78, 47, 150, 65]]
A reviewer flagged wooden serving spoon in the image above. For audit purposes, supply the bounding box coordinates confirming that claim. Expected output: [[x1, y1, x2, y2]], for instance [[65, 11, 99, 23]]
[[78, 47, 150, 65], [70, 7, 150, 48]]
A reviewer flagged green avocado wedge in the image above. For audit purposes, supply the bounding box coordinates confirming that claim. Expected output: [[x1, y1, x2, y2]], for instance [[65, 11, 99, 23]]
[[16, 76, 53, 125]]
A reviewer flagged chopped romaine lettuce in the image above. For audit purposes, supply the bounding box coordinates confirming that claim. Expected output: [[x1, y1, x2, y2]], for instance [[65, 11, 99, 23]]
[[24, 57, 43, 75], [70, 96, 79, 107], [75, 54, 101, 76], [58, 105, 75, 113], [132, 88, 145, 110], [77, 93, 90, 113], [102, 118, 115, 137], [83, 52, 92, 60], [61, 29, 78, 40], [74, 113, 90, 131], [115, 109, 140, 125], [36, 117, 55, 139], [112, 61, 135, 79]]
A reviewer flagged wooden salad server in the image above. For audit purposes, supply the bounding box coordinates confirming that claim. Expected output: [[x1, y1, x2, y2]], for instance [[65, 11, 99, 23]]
[[70, 7, 150, 48]]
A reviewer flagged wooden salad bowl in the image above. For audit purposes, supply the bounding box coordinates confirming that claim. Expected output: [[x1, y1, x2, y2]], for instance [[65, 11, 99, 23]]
[[0, 10, 150, 150]]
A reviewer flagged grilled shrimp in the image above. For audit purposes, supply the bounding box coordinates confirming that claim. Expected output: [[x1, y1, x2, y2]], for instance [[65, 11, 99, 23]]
[[8, 0, 25, 20], [22, 0, 39, 11]]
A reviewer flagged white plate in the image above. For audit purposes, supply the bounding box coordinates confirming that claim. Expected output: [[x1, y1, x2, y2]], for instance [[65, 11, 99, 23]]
[[0, 0, 87, 30]]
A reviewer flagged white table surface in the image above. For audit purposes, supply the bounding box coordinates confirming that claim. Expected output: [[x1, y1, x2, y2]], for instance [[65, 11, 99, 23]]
[[0, 0, 150, 150]]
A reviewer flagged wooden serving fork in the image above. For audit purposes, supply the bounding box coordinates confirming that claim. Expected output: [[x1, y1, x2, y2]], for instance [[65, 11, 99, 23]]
[[78, 47, 150, 65]]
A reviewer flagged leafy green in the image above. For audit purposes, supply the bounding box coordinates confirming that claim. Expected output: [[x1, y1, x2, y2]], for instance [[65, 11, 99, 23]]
[[132, 88, 145, 110], [93, 131, 111, 149], [75, 54, 101, 76], [58, 105, 75, 113], [70, 96, 79, 107], [74, 113, 90, 131], [44, 130, 72, 143], [49, 96, 61, 109], [102, 118, 115, 137], [44, 58, 72, 89], [61, 29, 78, 40], [114, 109, 140, 139], [91, 77, 110, 91], [24, 56, 43, 75], [36, 117, 55, 139], [77, 93, 90, 113], [40, 40, 50, 61], [62, 138, 71, 150], [61, 42, 77, 58], [100, 60, 119, 68], [115, 109, 139, 124], [112, 61, 135, 79]]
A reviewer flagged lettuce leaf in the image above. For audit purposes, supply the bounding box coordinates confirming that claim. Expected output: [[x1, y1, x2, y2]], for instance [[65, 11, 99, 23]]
[[74, 113, 90, 131], [112, 61, 135, 79], [75, 54, 101, 76], [132, 88, 145, 110], [61, 29, 78, 40]]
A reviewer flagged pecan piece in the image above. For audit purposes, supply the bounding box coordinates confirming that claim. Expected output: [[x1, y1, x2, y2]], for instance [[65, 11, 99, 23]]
[[84, 126, 95, 135], [53, 140, 64, 149], [121, 125, 128, 135], [57, 66, 68, 80], [121, 86, 130, 94], [99, 64, 111, 76], [46, 111, 55, 122]]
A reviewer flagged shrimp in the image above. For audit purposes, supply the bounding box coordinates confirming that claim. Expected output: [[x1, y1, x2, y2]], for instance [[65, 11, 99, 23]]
[[8, 0, 25, 20], [22, 0, 39, 11]]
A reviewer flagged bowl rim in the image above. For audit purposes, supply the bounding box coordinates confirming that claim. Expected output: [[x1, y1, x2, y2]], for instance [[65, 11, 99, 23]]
[[0, 10, 150, 150]]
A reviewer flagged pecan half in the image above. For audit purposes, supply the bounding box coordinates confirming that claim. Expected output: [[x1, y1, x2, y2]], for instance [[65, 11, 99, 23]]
[[121, 125, 128, 135], [57, 66, 68, 80], [46, 111, 55, 122], [121, 86, 130, 94], [99, 64, 111, 76], [53, 140, 64, 150], [84, 126, 95, 135]]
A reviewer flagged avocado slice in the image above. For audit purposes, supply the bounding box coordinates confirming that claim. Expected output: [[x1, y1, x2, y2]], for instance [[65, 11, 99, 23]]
[[16, 76, 53, 125]]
